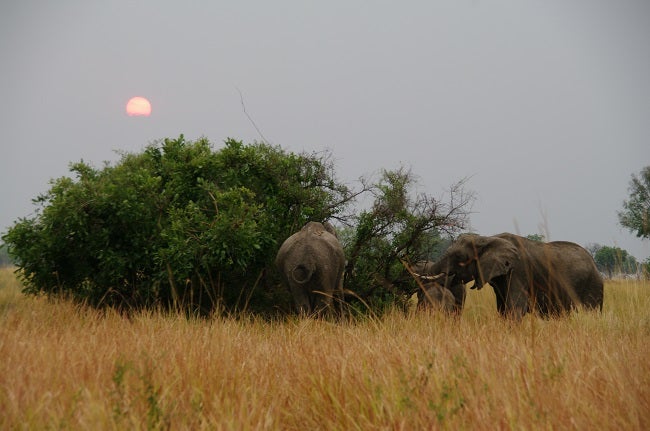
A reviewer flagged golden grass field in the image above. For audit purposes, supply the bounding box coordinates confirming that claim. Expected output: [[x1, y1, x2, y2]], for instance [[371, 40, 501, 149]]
[[1, 266, 648, 430]]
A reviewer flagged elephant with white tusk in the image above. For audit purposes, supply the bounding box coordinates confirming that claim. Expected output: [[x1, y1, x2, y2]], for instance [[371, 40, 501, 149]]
[[411, 261, 466, 315], [414, 273, 457, 314], [428, 233, 603, 319]]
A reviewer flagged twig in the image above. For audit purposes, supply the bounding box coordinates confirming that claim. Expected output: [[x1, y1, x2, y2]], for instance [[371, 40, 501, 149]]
[[236, 87, 271, 145]]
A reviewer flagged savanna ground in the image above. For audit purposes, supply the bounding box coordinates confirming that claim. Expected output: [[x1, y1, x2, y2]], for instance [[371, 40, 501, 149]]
[[1, 267, 648, 430]]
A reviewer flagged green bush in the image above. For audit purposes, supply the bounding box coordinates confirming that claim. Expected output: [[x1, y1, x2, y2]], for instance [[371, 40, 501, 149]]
[[342, 168, 470, 311], [2, 136, 351, 315], [3, 136, 474, 316], [618, 166, 650, 239]]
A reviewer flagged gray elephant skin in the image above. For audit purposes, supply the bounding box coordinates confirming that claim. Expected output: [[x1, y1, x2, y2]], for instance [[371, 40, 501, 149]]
[[412, 261, 466, 315], [275, 222, 346, 315], [429, 233, 603, 319], [415, 273, 457, 314]]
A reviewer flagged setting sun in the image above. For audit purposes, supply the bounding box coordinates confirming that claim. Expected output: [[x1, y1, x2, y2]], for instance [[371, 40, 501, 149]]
[[126, 96, 152, 117]]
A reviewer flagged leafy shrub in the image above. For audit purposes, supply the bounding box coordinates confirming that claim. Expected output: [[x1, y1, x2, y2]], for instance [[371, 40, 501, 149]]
[[342, 168, 471, 311], [3, 136, 473, 315], [2, 136, 351, 314], [618, 166, 650, 239]]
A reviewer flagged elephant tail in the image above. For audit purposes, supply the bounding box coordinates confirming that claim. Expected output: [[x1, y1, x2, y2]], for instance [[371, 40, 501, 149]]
[[291, 264, 315, 284]]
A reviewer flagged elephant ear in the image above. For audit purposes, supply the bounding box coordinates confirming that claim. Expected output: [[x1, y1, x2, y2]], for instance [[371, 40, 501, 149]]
[[474, 237, 519, 288]]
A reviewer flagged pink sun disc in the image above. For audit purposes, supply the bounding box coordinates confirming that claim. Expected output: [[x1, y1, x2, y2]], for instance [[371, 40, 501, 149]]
[[126, 96, 152, 116]]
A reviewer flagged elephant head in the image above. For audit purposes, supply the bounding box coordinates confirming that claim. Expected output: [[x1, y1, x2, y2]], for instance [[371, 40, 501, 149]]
[[275, 221, 346, 316], [433, 234, 519, 290], [409, 260, 466, 314], [411, 260, 436, 275], [415, 273, 457, 314]]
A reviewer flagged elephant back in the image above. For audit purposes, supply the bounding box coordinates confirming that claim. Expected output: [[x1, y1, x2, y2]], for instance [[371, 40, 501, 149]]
[[302, 222, 345, 257], [276, 222, 345, 278]]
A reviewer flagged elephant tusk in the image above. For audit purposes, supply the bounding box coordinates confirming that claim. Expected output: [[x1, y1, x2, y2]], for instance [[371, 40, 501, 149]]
[[416, 273, 446, 282]]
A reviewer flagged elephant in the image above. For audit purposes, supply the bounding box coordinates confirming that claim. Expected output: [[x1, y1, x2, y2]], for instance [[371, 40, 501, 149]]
[[275, 221, 346, 315], [411, 260, 437, 275], [415, 273, 457, 314], [428, 233, 604, 319], [411, 260, 467, 315]]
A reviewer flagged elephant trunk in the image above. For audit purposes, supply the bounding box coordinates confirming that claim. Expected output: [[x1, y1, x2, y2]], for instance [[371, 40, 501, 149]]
[[291, 264, 315, 284]]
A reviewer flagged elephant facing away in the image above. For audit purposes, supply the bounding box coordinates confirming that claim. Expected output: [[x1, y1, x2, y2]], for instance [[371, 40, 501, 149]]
[[429, 233, 603, 319], [275, 222, 346, 315]]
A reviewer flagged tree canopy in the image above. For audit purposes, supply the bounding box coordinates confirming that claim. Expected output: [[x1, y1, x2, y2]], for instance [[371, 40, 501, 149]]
[[3, 136, 472, 315], [618, 166, 650, 239], [2, 137, 354, 314], [341, 168, 471, 310]]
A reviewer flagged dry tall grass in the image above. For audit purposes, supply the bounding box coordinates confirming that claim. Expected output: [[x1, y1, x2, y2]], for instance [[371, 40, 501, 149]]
[[1, 267, 648, 430]]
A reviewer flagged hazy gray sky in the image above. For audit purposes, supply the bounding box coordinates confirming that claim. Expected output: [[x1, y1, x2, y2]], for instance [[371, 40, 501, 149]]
[[2, 1, 649, 260]]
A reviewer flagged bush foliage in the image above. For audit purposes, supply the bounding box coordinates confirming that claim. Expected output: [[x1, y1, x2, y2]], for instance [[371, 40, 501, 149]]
[[3, 137, 352, 314], [618, 166, 650, 239], [3, 136, 471, 315], [342, 168, 469, 310]]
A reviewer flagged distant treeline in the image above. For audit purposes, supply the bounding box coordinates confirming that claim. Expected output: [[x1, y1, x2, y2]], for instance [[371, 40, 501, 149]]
[[586, 243, 648, 279]]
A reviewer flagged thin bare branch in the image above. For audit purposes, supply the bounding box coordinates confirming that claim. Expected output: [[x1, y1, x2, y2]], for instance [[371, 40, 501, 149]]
[[236, 87, 271, 145]]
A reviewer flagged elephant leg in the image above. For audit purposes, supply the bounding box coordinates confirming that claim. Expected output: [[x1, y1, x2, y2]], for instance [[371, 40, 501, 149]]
[[537, 282, 574, 317], [582, 289, 604, 311], [490, 275, 510, 315], [492, 283, 508, 316], [505, 284, 528, 320], [537, 297, 551, 317], [334, 271, 345, 316], [311, 274, 336, 317], [314, 293, 332, 316], [289, 283, 313, 315], [491, 274, 528, 320], [447, 282, 466, 315], [579, 276, 604, 311]]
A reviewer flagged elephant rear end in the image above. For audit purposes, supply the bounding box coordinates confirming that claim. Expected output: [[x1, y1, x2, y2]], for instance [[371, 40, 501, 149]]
[[275, 222, 346, 315], [569, 250, 603, 312], [546, 241, 604, 312]]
